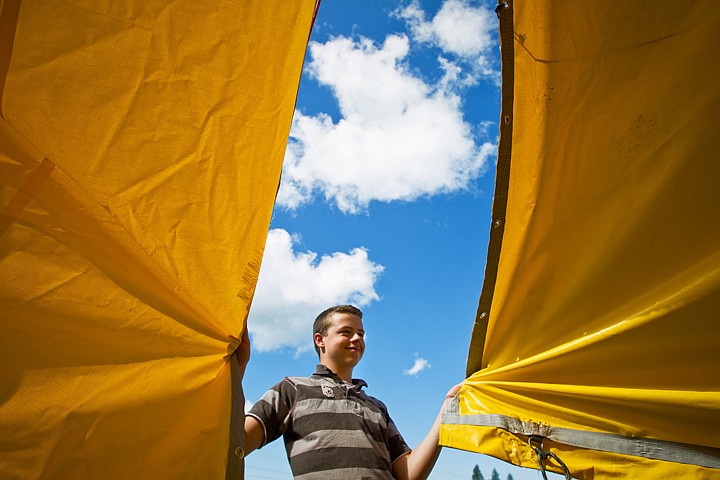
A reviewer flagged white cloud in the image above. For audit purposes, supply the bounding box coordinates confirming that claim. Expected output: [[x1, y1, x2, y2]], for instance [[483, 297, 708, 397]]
[[248, 229, 384, 352], [403, 355, 431, 376], [397, 0, 497, 65], [276, 33, 496, 213]]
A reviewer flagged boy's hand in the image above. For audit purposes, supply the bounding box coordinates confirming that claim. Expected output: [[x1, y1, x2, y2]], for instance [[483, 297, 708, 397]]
[[235, 327, 251, 378], [445, 383, 462, 400]]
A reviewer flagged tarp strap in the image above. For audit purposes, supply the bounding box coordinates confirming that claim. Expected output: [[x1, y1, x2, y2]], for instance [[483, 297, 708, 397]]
[[466, 0, 515, 376], [225, 354, 245, 480], [443, 397, 720, 469]]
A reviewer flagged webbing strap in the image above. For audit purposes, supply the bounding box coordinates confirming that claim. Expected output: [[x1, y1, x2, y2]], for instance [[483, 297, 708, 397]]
[[443, 397, 720, 469], [225, 354, 245, 480]]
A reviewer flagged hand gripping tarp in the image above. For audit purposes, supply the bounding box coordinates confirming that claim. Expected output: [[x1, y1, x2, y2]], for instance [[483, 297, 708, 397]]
[[0, 1, 317, 478], [440, 1, 720, 479]]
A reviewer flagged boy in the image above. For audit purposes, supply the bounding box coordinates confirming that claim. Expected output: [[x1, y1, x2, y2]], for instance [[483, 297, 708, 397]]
[[239, 305, 460, 479]]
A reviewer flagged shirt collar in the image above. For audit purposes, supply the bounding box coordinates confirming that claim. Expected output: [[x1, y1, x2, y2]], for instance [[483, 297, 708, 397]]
[[313, 364, 368, 390]]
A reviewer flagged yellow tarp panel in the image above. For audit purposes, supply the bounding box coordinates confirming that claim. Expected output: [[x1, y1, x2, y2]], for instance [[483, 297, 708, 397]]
[[441, 1, 720, 479], [0, 0, 316, 478]]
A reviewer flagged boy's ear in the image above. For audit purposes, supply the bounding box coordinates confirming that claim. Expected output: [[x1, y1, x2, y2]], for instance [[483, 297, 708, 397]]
[[313, 333, 325, 350]]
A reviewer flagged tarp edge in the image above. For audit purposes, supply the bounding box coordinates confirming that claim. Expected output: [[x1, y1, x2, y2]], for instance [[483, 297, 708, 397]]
[[466, 0, 515, 376]]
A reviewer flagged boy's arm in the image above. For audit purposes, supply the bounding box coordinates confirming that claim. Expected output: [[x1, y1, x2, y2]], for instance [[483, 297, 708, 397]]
[[242, 416, 265, 456], [391, 384, 462, 480]]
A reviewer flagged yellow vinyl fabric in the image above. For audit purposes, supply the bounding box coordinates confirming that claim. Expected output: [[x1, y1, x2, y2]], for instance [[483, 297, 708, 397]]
[[0, 1, 316, 478], [441, 1, 720, 479]]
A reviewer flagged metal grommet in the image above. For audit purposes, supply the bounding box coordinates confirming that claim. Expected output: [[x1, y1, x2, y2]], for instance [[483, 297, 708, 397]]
[[503, 115, 511, 124], [495, 1, 509, 17], [234, 446, 245, 459], [479, 312, 487, 319]]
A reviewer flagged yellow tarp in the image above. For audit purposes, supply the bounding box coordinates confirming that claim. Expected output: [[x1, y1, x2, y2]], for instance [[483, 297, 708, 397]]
[[441, 1, 720, 479], [0, 0, 316, 478]]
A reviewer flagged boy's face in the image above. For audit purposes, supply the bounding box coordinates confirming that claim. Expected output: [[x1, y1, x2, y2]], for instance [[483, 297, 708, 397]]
[[315, 312, 365, 370]]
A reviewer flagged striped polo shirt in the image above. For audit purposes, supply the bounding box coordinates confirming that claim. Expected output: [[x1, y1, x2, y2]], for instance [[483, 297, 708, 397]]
[[247, 364, 411, 479]]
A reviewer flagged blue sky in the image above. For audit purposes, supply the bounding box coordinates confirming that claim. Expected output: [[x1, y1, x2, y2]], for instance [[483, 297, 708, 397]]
[[244, 1, 555, 478]]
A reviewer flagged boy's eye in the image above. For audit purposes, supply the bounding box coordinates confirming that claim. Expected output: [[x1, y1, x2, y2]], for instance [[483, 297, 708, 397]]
[[336, 328, 364, 337]]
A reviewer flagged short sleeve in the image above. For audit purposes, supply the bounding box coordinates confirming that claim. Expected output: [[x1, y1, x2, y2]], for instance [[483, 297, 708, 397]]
[[247, 378, 297, 447], [386, 412, 411, 462]]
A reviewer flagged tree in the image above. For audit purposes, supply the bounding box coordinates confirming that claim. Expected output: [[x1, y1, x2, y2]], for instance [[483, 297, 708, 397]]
[[472, 465, 485, 480], [507, 475, 515, 480], [491, 469, 500, 480]]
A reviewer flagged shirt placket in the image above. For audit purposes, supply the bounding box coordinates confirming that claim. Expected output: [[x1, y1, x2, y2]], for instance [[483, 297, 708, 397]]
[[321, 377, 362, 415]]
